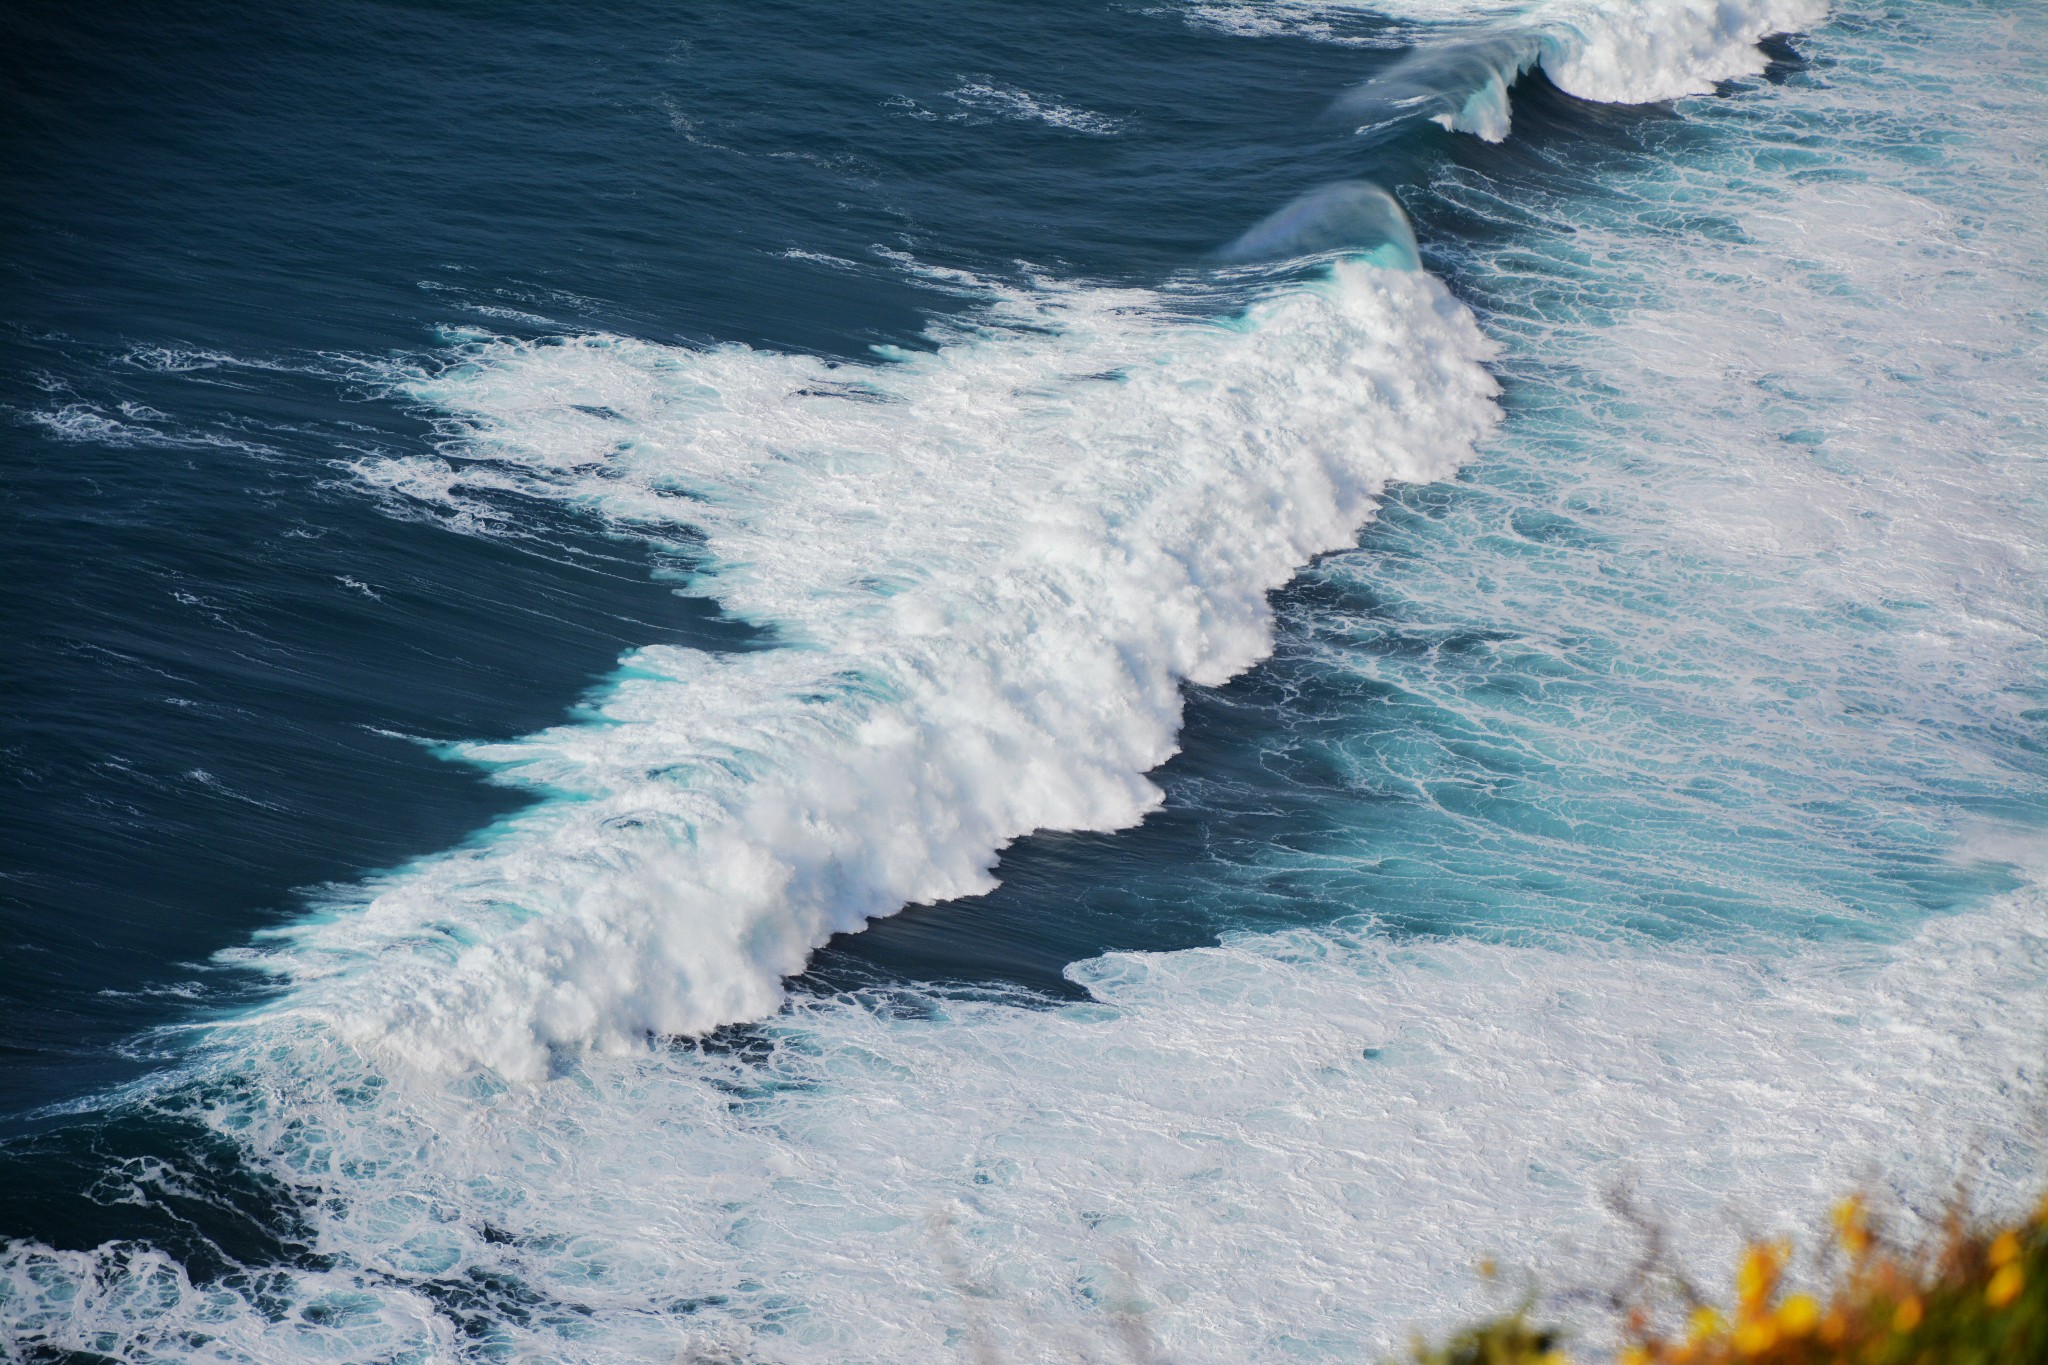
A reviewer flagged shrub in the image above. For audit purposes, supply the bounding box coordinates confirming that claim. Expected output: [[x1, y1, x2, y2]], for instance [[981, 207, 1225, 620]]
[[1403, 1191, 2047, 1365]]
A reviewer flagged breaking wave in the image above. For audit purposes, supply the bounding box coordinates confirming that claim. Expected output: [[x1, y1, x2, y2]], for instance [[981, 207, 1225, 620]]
[[263, 262, 1499, 1081]]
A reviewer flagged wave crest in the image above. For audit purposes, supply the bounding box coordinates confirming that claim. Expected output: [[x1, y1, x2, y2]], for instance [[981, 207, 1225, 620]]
[[1330, 0, 1829, 142]]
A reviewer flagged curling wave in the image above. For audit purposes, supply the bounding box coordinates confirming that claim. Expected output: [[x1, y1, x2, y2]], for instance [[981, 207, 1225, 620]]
[[1322, 0, 1829, 141]]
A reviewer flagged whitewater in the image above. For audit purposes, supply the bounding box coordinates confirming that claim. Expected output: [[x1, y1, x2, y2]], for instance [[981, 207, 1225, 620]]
[[4, 0, 2045, 1361]]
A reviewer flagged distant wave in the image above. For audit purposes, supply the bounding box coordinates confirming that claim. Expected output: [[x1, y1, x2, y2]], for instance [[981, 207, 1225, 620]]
[[1186, 0, 1829, 140]]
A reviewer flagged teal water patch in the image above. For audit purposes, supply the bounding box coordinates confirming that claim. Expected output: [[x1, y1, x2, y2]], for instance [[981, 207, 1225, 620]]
[[1244, 0, 2046, 945], [828, 1, 2046, 992], [1369, 0, 2046, 939]]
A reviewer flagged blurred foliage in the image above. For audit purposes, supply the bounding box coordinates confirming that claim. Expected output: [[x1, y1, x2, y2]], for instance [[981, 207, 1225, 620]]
[[1400, 1190, 2047, 1365]]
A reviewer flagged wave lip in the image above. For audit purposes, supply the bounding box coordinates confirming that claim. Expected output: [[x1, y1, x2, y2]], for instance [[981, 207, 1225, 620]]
[[268, 260, 1501, 1081], [1333, 0, 1830, 142], [1218, 181, 1423, 270]]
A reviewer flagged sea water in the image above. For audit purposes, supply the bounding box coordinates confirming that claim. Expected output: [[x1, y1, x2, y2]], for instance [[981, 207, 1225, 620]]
[[2, 1, 2043, 1360]]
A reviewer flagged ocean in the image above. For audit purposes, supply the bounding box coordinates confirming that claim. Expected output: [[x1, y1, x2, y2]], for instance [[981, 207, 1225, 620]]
[[2, 0, 2043, 1359]]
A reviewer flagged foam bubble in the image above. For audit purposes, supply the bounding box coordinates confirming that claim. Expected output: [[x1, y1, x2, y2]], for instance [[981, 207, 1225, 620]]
[[22, 401, 280, 458]]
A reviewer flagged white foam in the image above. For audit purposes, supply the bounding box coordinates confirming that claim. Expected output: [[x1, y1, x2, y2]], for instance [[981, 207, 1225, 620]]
[[1172, 0, 1406, 47], [1199, 1, 1830, 140], [7, 888, 2043, 1362], [1534, 0, 1828, 107], [267, 261, 1500, 1082], [20, 402, 285, 463]]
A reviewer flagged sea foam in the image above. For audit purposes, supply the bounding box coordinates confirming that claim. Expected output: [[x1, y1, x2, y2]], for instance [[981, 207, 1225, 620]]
[[264, 261, 1501, 1081], [6, 887, 2042, 1361]]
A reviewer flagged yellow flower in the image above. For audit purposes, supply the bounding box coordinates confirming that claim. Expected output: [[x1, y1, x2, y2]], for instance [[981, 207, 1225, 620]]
[[1892, 1295, 1923, 1332], [1987, 1230, 2021, 1268], [1688, 1307, 1726, 1344], [1987, 1262, 2025, 1310], [1736, 1242, 1786, 1308], [1535, 1352, 1569, 1365], [1733, 1319, 1778, 1356], [1618, 1346, 1652, 1365], [1832, 1198, 1870, 1259], [1776, 1294, 1820, 1337]]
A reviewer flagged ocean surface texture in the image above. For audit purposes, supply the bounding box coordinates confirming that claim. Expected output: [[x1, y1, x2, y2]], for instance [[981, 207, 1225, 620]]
[[2, 0, 2044, 1360]]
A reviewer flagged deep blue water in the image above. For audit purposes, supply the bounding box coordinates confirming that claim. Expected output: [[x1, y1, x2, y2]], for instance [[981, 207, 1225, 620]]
[[3, 1, 2044, 1359], [2, 0, 1423, 1108]]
